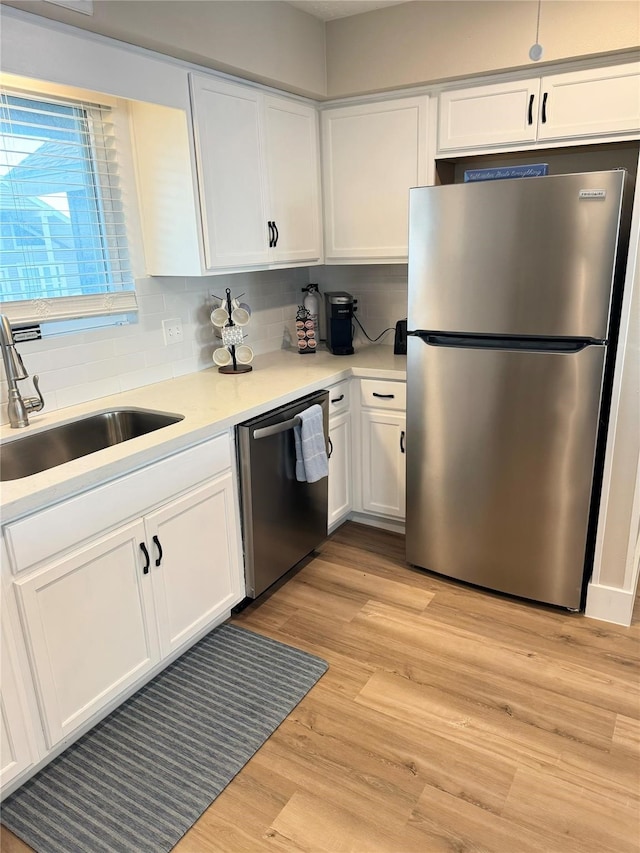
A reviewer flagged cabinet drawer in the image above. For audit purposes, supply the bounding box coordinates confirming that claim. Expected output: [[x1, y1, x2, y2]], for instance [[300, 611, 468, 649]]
[[328, 381, 350, 415], [360, 379, 406, 410], [5, 434, 231, 575]]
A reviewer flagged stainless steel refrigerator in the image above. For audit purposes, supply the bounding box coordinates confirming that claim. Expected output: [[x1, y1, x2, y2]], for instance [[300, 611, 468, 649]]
[[406, 170, 633, 610]]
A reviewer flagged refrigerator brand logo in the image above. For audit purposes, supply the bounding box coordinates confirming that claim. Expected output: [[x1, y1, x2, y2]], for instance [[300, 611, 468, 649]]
[[579, 190, 607, 200]]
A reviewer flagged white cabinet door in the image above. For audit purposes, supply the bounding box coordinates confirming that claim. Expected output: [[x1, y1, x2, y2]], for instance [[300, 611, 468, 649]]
[[328, 411, 352, 528], [14, 521, 160, 748], [322, 96, 429, 261], [438, 79, 539, 152], [264, 95, 322, 264], [361, 410, 406, 519], [438, 63, 640, 153], [189, 75, 322, 271], [190, 74, 270, 269], [146, 475, 243, 658], [1, 621, 34, 790], [538, 64, 640, 141]]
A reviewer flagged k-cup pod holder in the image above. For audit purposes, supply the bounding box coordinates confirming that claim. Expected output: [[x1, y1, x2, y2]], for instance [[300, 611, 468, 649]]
[[296, 304, 317, 354], [211, 288, 254, 374]]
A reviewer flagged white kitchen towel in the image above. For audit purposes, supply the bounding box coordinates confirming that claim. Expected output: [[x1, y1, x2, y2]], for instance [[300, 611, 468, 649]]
[[293, 404, 329, 483]]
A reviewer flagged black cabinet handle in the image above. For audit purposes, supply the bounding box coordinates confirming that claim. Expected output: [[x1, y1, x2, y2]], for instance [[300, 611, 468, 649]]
[[272, 221, 279, 247], [331, 394, 344, 404], [541, 92, 548, 124], [140, 542, 150, 575], [400, 430, 406, 454], [153, 535, 163, 567], [373, 392, 395, 399], [267, 221, 274, 247], [327, 436, 333, 459], [527, 93, 534, 125]]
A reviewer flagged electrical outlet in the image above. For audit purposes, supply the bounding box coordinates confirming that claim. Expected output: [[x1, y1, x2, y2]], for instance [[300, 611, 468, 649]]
[[162, 318, 184, 346]]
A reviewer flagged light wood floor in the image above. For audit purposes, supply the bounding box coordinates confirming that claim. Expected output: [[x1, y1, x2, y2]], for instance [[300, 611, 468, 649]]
[[3, 521, 639, 852]]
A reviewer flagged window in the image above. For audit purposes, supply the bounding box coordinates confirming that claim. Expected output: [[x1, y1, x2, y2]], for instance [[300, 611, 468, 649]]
[[0, 89, 137, 325]]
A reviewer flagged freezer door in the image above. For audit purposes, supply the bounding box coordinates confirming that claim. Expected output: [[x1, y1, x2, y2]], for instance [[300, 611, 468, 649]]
[[408, 170, 627, 340], [405, 337, 606, 608]]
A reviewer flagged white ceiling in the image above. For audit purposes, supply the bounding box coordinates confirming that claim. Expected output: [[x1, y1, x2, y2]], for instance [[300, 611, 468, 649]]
[[286, 1, 408, 21]]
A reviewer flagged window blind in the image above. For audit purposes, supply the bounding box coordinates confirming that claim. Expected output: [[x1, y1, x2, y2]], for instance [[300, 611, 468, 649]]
[[0, 89, 137, 325]]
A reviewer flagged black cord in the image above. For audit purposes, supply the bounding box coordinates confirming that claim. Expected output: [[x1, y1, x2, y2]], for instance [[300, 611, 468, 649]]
[[353, 314, 394, 342]]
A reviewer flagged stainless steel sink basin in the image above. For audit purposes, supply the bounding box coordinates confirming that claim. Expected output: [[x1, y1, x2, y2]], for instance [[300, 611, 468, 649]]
[[0, 408, 184, 481]]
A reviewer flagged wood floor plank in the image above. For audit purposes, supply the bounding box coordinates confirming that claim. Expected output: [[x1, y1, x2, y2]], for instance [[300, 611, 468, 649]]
[[501, 764, 640, 853], [613, 713, 640, 755], [285, 687, 517, 816], [421, 594, 640, 693], [269, 788, 450, 853], [299, 558, 436, 612], [408, 782, 557, 853]]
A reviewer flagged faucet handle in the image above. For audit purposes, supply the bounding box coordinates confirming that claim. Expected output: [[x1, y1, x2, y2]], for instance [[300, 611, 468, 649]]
[[24, 374, 45, 415]]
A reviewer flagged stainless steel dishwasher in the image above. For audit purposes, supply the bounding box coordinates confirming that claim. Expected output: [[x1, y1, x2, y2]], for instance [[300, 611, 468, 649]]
[[237, 389, 329, 599]]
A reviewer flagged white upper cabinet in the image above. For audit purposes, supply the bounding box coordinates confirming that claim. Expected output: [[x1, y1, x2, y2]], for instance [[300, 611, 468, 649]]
[[263, 95, 322, 264], [189, 76, 270, 269], [438, 79, 539, 151], [438, 62, 640, 153], [321, 96, 430, 263], [189, 74, 322, 271], [538, 64, 640, 141]]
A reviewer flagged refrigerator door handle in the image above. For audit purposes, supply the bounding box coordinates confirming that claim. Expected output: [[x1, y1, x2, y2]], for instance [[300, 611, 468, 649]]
[[411, 332, 600, 353]]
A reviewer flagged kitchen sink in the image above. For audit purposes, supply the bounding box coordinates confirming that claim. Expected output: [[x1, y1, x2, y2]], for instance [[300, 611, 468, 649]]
[[0, 408, 184, 481]]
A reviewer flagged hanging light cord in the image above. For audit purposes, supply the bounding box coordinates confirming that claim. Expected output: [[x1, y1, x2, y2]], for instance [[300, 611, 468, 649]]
[[534, 0, 542, 47]]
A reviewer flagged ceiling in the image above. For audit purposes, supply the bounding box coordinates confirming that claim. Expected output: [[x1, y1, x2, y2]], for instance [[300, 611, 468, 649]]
[[286, 1, 408, 21]]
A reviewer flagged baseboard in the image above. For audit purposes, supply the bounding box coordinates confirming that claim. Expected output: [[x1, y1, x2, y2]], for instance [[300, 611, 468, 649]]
[[584, 582, 635, 627], [347, 511, 405, 535]]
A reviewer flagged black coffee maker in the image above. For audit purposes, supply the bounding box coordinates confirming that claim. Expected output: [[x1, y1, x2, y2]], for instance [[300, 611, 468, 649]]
[[324, 291, 356, 355]]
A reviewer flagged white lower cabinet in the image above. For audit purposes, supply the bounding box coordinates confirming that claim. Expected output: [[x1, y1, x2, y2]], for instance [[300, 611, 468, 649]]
[[147, 475, 241, 658], [2, 435, 244, 789], [14, 521, 160, 749], [361, 410, 407, 518], [1, 621, 35, 789], [328, 410, 352, 528], [358, 379, 407, 520]]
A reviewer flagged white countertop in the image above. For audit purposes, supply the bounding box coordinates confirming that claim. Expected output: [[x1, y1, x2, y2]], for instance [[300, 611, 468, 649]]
[[0, 346, 406, 522]]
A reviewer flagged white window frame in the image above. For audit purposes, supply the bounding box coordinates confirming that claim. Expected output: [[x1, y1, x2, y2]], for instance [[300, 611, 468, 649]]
[[0, 76, 141, 328]]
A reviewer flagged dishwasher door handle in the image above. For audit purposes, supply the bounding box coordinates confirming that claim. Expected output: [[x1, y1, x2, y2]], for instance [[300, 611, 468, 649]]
[[253, 414, 302, 440]]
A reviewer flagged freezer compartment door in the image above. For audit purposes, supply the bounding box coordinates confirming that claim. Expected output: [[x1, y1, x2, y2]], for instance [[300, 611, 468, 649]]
[[406, 338, 606, 608], [408, 170, 627, 340]]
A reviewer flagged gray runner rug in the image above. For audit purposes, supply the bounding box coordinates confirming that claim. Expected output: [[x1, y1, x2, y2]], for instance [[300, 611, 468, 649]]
[[2, 623, 328, 853]]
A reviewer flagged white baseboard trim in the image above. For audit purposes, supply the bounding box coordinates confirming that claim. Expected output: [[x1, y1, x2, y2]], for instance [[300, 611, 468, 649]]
[[584, 582, 635, 627], [347, 511, 405, 535]]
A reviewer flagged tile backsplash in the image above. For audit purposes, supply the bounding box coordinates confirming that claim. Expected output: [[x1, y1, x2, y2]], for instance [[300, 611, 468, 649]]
[[0, 264, 408, 424], [314, 264, 408, 347]]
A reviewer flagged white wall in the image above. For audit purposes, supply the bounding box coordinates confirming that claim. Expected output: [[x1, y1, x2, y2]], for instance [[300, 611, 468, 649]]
[[1, 0, 327, 98], [3, 0, 640, 100], [587, 176, 640, 625], [326, 1, 640, 97]]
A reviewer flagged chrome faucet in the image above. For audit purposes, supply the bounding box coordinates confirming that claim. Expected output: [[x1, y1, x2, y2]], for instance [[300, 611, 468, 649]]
[[0, 315, 44, 428]]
